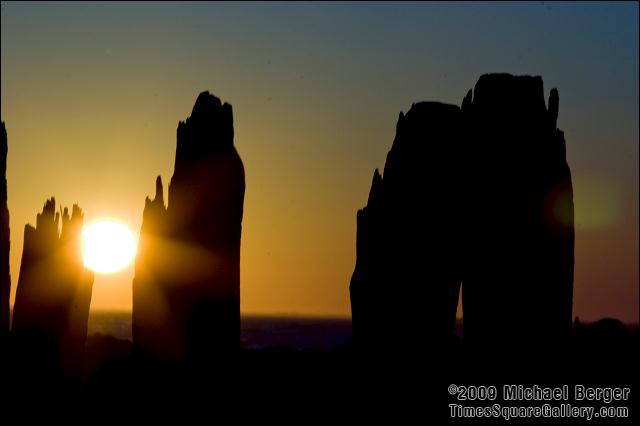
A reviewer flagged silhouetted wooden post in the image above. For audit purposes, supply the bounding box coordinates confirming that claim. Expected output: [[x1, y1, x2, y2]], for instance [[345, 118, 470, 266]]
[[351, 74, 574, 351], [133, 92, 245, 363], [12, 199, 94, 381], [350, 102, 463, 352], [1, 122, 9, 342], [461, 74, 574, 345]]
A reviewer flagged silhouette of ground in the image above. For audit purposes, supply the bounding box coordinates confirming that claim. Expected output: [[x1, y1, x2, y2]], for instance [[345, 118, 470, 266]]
[[72, 320, 637, 423]]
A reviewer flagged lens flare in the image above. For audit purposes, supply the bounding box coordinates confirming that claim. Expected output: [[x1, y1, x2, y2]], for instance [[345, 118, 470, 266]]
[[82, 220, 137, 273], [573, 177, 620, 230]]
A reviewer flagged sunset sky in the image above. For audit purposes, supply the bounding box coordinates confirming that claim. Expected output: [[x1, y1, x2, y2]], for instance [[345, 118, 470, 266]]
[[1, 2, 638, 322]]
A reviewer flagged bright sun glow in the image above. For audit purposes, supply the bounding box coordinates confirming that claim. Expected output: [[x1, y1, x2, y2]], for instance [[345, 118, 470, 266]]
[[82, 220, 138, 274]]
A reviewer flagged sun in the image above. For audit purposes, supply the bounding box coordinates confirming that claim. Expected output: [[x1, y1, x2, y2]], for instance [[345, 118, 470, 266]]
[[82, 220, 138, 274]]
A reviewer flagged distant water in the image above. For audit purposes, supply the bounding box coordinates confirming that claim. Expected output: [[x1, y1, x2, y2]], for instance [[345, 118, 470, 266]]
[[88, 310, 353, 351], [88, 311, 134, 341]]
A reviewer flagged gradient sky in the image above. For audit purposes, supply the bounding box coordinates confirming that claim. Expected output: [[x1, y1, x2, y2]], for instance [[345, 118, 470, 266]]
[[1, 2, 638, 322]]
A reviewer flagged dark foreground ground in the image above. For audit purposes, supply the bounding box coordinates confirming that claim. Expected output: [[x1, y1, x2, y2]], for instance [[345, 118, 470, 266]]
[[3, 320, 638, 424]]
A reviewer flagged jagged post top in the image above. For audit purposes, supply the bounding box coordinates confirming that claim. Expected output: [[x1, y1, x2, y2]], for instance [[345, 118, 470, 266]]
[[468, 73, 560, 126], [383, 101, 461, 183], [402, 101, 460, 117], [144, 175, 165, 211], [175, 92, 235, 174], [392, 101, 460, 144], [21, 198, 84, 261], [474, 73, 544, 107], [395, 101, 460, 131], [189, 91, 233, 126], [30, 197, 83, 236], [368, 73, 561, 208]]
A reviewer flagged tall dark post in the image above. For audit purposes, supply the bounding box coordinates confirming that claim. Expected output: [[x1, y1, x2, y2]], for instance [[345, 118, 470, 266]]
[[350, 74, 574, 351], [133, 92, 245, 363], [12, 199, 94, 380], [350, 102, 463, 351], [461, 74, 574, 345], [1, 123, 9, 341]]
